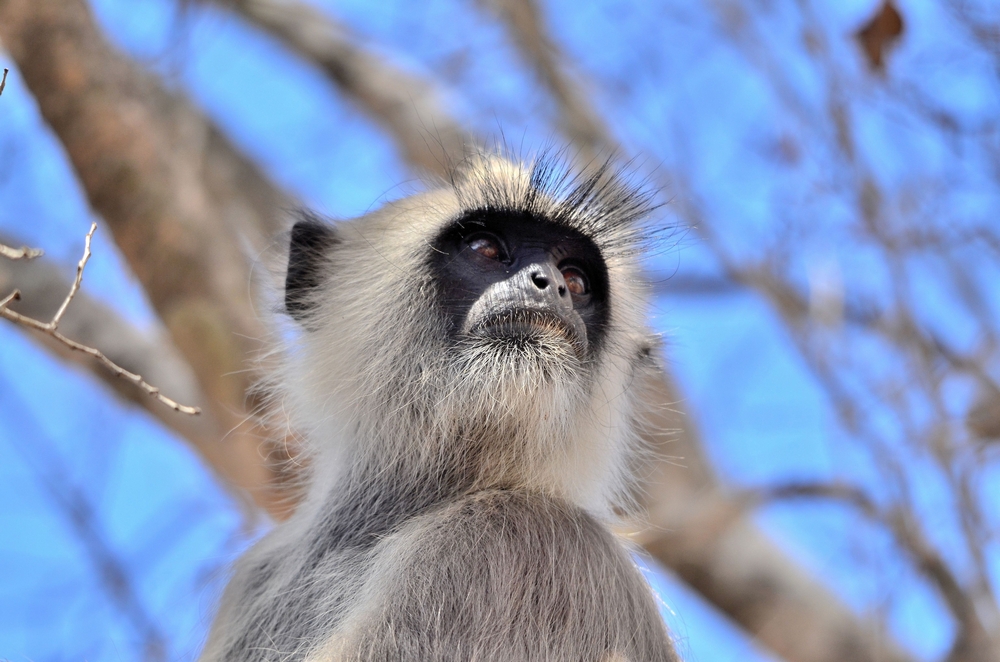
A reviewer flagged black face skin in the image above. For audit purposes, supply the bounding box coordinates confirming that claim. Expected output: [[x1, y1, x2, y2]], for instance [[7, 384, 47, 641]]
[[429, 211, 610, 356]]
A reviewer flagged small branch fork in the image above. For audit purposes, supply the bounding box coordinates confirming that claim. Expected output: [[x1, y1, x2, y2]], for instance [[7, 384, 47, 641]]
[[0, 223, 201, 415]]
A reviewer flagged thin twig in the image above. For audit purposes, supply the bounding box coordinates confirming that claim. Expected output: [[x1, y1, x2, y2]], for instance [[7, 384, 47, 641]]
[[51, 221, 95, 328], [0, 289, 19, 309], [0, 67, 7, 97], [0, 223, 200, 415], [0, 241, 43, 260]]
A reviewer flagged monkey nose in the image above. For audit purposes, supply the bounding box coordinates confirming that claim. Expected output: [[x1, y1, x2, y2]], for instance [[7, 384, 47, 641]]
[[530, 265, 568, 298]]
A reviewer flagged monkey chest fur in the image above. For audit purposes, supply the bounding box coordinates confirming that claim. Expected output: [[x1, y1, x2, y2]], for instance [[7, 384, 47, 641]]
[[208, 489, 675, 662]]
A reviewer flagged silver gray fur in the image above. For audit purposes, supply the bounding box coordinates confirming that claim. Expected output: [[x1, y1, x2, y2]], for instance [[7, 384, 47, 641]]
[[199, 155, 679, 662]]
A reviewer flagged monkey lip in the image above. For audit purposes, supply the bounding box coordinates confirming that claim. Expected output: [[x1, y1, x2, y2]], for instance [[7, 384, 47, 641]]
[[470, 309, 585, 349]]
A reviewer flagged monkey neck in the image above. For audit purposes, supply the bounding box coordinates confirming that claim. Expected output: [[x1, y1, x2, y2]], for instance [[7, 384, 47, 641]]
[[304, 449, 480, 554], [296, 363, 622, 554], [306, 419, 564, 553]]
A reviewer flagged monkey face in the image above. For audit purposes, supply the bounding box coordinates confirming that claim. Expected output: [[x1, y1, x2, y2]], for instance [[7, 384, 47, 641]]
[[429, 211, 610, 360], [281, 156, 657, 446], [278, 157, 659, 508]]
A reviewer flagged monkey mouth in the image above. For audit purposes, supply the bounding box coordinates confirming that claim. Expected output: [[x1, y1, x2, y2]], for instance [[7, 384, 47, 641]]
[[470, 309, 586, 351]]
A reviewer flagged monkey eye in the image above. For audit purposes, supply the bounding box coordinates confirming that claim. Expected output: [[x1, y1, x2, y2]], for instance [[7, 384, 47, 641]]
[[560, 266, 589, 296], [467, 233, 504, 261]]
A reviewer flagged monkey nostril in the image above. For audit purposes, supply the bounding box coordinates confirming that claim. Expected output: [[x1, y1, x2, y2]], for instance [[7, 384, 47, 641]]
[[531, 272, 549, 290]]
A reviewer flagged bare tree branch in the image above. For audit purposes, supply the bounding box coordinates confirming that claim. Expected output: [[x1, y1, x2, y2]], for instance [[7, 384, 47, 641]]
[[0, 0, 296, 518], [635, 371, 914, 662], [0, 246, 204, 411], [1, 223, 200, 414], [754, 482, 999, 662], [216, 0, 475, 179], [476, 0, 614, 163], [0, 241, 43, 260], [0, 232, 272, 503], [0, 289, 17, 309]]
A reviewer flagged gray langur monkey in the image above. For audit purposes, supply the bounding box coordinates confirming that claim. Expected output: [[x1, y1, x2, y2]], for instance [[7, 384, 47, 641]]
[[199, 154, 679, 662]]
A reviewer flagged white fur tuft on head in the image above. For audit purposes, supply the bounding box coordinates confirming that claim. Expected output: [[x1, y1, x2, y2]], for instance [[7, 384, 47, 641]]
[[452, 152, 659, 265]]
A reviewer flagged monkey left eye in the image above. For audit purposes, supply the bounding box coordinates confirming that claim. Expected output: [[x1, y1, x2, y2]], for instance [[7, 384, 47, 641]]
[[561, 267, 589, 296], [467, 234, 503, 261]]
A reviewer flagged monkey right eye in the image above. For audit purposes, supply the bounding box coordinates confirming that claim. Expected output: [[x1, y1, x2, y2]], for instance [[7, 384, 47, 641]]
[[467, 234, 503, 261]]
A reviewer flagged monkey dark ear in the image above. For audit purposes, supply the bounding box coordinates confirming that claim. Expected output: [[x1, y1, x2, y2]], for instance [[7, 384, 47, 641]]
[[286, 215, 339, 322]]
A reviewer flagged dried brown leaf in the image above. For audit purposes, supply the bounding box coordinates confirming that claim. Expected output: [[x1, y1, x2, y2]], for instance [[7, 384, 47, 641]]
[[856, 1, 904, 72]]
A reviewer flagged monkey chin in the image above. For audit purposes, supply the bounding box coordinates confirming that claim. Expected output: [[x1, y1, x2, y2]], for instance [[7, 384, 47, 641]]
[[459, 327, 586, 382], [449, 327, 590, 433]]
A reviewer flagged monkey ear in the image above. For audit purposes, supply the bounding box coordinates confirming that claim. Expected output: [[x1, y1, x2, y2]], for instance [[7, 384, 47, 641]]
[[636, 335, 664, 369], [285, 214, 339, 322]]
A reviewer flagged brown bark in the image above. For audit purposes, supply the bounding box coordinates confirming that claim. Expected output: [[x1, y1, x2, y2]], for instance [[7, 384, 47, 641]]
[[221, 0, 475, 178], [477, 0, 612, 164], [636, 372, 912, 662], [0, 0, 292, 517]]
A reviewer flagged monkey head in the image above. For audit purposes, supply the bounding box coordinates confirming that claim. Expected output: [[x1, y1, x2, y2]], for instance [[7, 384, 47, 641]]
[[279, 155, 660, 512]]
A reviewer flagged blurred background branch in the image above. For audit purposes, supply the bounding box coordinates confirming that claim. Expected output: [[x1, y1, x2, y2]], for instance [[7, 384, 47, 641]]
[[0, 0, 296, 518]]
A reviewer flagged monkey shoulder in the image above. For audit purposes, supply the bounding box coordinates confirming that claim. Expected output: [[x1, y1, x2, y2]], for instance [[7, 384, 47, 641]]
[[325, 489, 678, 662], [199, 520, 367, 662]]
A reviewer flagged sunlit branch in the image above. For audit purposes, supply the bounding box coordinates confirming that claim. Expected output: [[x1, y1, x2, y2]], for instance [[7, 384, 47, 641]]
[[0, 241, 43, 260], [219, 0, 473, 178], [478, 0, 613, 164], [0, 223, 201, 415], [0, 0, 295, 519]]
